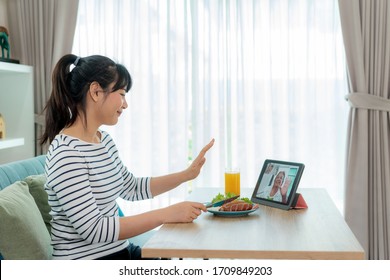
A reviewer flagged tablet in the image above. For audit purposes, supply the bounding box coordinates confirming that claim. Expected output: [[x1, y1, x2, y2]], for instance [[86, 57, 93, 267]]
[[251, 159, 305, 210]]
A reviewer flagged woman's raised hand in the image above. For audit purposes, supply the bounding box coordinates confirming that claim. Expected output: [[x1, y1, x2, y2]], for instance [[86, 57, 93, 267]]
[[186, 138, 215, 180], [280, 176, 292, 196]]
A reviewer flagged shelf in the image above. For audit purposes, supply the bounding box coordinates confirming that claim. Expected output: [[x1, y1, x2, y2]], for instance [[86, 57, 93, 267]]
[[0, 138, 25, 150], [0, 61, 32, 74], [0, 62, 34, 164]]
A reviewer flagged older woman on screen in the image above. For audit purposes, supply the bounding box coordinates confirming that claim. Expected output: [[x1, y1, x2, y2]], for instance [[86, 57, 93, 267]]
[[257, 171, 291, 203]]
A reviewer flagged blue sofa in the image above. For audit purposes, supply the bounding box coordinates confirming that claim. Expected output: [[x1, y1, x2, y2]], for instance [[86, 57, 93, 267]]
[[0, 155, 46, 191], [0, 155, 153, 259]]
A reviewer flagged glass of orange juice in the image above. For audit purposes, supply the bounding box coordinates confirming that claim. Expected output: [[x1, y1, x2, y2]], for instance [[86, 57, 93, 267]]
[[224, 168, 240, 196]]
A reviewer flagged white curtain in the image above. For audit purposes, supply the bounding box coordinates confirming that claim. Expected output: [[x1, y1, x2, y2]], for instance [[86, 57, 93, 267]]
[[73, 0, 348, 215]]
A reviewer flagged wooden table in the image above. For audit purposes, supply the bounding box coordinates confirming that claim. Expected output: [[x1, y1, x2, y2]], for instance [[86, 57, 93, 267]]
[[142, 188, 365, 259]]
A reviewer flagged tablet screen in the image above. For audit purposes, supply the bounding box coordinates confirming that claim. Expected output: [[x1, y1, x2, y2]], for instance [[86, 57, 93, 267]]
[[251, 159, 305, 210]]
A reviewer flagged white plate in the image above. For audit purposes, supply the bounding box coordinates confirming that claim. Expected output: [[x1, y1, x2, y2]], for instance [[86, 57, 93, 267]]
[[207, 204, 259, 217]]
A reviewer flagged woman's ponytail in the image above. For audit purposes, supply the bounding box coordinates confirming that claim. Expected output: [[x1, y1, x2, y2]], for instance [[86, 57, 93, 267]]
[[40, 54, 78, 145]]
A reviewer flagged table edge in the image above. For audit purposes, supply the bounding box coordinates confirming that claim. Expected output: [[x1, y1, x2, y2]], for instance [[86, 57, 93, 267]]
[[142, 248, 365, 260]]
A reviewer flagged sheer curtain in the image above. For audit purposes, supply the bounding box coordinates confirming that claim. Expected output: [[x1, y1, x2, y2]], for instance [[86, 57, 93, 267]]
[[73, 0, 348, 215]]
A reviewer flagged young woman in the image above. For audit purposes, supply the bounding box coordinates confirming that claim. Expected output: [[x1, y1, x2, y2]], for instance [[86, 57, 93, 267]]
[[40, 54, 214, 260]]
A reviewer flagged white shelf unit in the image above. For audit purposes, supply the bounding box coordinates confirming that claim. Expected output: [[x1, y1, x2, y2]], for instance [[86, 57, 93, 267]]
[[0, 62, 34, 164], [0, 138, 24, 149]]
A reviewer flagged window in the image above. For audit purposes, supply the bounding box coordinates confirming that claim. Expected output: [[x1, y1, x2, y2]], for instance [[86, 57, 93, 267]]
[[73, 0, 348, 214]]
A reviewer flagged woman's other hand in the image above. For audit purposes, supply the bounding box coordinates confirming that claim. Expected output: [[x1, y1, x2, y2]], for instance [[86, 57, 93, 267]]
[[162, 201, 207, 223], [280, 176, 291, 196]]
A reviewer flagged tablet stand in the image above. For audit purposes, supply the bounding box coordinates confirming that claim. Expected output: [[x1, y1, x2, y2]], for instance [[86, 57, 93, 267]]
[[290, 193, 308, 209]]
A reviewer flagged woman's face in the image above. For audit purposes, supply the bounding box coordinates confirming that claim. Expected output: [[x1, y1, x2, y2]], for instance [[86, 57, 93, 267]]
[[274, 172, 285, 187], [265, 164, 273, 173], [98, 86, 128, 126]]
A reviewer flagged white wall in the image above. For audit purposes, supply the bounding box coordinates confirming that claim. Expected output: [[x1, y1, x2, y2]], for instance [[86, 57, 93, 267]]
[[0, 0, 8, 27]]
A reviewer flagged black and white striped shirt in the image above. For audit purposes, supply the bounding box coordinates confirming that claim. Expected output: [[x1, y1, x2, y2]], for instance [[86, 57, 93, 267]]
[[45, 130, 152, 259]]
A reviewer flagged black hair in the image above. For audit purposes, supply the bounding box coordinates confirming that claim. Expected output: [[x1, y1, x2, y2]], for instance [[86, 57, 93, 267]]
[[40, 54, 132, 145]]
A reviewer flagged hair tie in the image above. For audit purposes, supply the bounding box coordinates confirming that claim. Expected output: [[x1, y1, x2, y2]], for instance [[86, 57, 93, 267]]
[[73, 56, 81, 66], [67, 107, 73, 119]]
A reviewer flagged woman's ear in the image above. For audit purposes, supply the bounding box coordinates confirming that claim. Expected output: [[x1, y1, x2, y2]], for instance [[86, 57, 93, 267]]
[[89, 82, 101, 102]]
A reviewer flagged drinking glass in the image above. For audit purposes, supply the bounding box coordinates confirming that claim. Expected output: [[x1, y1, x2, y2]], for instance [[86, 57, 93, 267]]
[[224, 168, 240, 196]]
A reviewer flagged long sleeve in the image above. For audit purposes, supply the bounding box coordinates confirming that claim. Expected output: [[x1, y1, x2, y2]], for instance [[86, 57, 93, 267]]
[[44, 132, 136, 259]]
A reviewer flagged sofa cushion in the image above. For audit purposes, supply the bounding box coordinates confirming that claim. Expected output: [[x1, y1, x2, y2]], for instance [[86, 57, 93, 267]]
[[23, 174, 51, 234], [0, 181, 52, 259]]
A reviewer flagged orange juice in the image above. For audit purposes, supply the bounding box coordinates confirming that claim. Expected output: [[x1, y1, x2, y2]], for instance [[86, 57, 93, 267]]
[[224, 170, 240, 196]]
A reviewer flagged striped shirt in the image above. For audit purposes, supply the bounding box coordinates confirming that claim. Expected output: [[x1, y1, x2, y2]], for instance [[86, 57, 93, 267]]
[[45, 130, 152, 259]]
